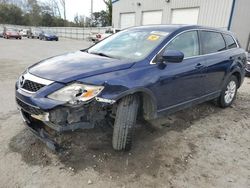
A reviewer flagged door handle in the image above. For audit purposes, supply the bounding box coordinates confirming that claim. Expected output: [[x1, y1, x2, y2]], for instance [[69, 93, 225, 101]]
[[195, 63, 204, 69]]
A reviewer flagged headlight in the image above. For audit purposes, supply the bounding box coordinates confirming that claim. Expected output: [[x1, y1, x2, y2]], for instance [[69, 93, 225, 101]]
[[47, 83, 104, 104]]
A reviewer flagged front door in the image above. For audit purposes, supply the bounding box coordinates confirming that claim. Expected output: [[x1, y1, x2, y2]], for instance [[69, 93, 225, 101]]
[[150, 31, 207, 110]]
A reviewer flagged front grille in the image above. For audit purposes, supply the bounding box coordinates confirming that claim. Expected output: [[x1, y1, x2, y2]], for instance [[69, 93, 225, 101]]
[[16, 98, 43, 115], [21, 80, 45, 92]]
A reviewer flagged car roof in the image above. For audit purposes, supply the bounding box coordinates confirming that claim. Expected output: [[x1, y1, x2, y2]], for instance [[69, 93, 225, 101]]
[[127, 24, 233, 35]]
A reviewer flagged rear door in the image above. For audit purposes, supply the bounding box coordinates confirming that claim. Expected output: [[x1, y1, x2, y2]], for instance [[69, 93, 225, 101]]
[[200, 31, 234, 94]]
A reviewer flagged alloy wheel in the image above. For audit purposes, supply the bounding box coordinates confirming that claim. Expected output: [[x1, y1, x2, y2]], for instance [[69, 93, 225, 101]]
[[224, 80, 237, 104]]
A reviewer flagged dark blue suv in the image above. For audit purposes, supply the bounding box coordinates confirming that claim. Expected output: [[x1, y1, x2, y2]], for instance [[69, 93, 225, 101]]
[[16, 25, 247, 151]]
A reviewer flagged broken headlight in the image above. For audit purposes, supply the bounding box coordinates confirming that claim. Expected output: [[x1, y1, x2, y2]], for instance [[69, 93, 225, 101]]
[[47, 83, 104, 104]]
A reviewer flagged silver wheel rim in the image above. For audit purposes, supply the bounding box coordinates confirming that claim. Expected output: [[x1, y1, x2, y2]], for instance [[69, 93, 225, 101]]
[[224, 80, 236, 104]]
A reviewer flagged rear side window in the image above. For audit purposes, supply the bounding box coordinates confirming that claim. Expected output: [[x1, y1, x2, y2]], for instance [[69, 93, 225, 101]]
[[223, 34, 237, 49], [165, 31, 199, 58], [200, 31, 226, 54]]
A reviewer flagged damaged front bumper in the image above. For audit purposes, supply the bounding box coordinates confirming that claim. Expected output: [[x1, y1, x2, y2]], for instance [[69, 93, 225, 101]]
[[20, 110, 61, 151], [16, 96, 114, 150]]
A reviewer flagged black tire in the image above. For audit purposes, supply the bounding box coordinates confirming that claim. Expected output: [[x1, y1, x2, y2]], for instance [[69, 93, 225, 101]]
[[217, 75, 238, 108], [245, 71, 250, 77], [112, 95, 139, 151]]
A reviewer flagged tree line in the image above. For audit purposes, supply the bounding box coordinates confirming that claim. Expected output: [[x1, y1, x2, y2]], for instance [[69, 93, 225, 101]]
[[0, 0, 112, 27]]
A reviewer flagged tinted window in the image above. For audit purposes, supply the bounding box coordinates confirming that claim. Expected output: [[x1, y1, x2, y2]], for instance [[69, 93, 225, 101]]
[[200, 31, 226, 54], [165, 31, 199, 58], [223, 34, 237, 49]]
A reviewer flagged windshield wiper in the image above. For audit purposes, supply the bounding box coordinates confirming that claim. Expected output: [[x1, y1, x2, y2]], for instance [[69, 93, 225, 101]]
[[89, 52, 112, 58]]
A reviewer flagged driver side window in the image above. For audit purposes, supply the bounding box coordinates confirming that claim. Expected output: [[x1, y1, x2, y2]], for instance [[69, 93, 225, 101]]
[[165, 31, 199, 58]]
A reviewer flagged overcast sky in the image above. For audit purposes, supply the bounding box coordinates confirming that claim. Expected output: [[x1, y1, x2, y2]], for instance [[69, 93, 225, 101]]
[[64, 0, 107, 21]]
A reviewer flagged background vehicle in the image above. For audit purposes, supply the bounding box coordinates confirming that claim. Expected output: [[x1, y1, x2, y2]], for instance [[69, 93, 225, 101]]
[[39, 31, 58, 41], [15, 25, 246, 151], [92, 28, 120, 43], [19, 29, 28, 37], [27, 28, 42, 39], [0, 26, 4, 38], [3, 27, 21, 39]]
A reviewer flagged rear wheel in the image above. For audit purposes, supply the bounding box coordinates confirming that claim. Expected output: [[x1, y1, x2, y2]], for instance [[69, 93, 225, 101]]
[[217, 75, 238, 108], [112, 95, 139, 151]]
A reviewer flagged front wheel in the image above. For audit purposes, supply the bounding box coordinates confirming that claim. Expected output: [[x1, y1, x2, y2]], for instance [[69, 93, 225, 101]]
[[217, 75, 238, 108], [112, 95, 139, 151]]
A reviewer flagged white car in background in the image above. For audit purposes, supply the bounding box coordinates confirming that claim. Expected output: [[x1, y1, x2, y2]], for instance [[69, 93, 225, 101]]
[[19, 29, 28, 37], [92, 28, 121, 43]]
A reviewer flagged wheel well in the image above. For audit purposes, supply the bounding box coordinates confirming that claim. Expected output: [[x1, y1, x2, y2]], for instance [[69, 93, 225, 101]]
[[129, 92, 157, 121], [232, 71, 241, 88]]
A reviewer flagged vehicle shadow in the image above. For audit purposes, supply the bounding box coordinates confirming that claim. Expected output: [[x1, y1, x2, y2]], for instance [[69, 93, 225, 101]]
[[9, 101, 221, 179]]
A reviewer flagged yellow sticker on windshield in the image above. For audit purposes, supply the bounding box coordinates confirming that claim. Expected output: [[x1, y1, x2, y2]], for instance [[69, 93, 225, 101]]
[[147, 35, 160, 41]]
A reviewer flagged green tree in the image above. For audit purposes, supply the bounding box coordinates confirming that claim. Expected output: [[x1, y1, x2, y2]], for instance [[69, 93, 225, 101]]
[[27, 0, 42, 26], [40, 13, 53, 26], [103, 0, 112, 26], [92, 10, 109, 27], [0, 3, 24, 24], [0, 1, 72, 26]]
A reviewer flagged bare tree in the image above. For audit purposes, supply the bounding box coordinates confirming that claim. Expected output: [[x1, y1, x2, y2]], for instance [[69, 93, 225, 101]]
[[44, 0, 65, 24], [59, 0, 66, 25], [46, 0, 61, 17]]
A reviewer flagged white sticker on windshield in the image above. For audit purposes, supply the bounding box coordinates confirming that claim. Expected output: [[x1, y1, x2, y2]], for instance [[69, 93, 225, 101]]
[[150, 31, 169, 36], [134, 52, 142, 56]]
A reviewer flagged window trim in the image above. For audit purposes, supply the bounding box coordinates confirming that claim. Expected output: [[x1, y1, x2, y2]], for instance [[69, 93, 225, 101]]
[[164, 30, 201, 59], [150, 29, 239, 64], [222, 33, 238, 50]]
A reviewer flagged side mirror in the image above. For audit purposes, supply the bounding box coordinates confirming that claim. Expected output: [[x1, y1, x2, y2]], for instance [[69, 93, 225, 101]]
[[161, 50, 184, 63]]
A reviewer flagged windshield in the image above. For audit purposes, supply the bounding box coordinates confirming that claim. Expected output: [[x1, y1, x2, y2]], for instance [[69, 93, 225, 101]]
[[88, 29, 169, 61]]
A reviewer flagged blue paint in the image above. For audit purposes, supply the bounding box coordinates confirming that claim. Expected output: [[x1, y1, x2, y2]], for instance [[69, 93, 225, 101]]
[[39, 31, 58, 41], [16, 25, 246, 118]]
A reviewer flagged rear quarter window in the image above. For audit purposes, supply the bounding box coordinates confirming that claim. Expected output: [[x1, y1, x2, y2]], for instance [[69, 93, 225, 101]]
[[200, 31, 226, 54], [223, 34, 238, 49]]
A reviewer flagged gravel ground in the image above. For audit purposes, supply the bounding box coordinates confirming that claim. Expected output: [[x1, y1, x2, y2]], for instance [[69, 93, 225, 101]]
[[0, 37, 249, 188]]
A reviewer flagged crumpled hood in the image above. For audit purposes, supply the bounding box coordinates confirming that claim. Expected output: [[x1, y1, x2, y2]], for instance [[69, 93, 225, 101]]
[[28, 51, 134, 83]]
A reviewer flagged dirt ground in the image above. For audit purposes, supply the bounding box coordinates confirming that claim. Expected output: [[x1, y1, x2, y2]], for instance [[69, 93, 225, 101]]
[[0, 37, 249, 188]]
